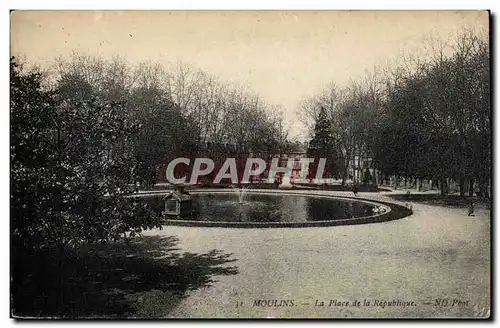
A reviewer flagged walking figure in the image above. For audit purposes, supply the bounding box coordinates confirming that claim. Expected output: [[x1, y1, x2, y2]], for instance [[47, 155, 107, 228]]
[[352, 183, 358, 196], [468, 201, 475, 216]]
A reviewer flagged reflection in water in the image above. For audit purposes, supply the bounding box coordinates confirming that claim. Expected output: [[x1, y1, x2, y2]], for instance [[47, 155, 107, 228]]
[[143, 193, 377, 223], [279, 194, 308, 223]]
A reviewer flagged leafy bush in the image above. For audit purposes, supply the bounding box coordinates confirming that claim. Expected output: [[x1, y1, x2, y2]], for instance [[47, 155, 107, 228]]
[[11, 57, 163, 250]]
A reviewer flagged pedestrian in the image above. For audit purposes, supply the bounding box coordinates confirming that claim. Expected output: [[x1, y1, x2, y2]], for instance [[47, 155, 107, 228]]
[[468, 201, 475, 216], [352, 183, 358, 196]]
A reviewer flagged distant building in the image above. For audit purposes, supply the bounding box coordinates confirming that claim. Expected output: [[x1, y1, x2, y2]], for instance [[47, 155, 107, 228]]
[[157, 142, 310, 184]]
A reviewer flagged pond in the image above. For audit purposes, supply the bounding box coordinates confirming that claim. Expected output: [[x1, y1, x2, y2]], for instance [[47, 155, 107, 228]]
[[142, 192, 387, 223]]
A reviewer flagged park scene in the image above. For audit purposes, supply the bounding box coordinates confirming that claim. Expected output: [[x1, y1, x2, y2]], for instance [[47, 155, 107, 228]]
[[10, 11, 490, 318]]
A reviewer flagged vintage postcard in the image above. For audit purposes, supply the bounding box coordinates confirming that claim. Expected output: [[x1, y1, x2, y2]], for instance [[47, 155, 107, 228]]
[[10, 10, 491, 319]]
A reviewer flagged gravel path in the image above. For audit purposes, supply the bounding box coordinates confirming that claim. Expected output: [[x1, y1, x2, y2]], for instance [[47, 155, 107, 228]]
[[142, 190, 491, 318]]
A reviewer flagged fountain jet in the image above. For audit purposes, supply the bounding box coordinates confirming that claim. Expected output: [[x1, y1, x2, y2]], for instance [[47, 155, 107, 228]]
[[231, 184, 249, 204]]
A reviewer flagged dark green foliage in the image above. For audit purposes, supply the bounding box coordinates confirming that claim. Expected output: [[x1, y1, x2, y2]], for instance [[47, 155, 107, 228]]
[[307, 106, 343, 177], [302, 31, 490, 196], [129, 91, 199, 187], [372, 33, 490, 197], [362, 169, 373, 184], [11, 57, 164, 249]]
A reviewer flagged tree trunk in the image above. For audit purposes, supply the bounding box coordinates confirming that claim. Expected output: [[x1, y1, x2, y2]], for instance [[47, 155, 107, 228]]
[[440, 177, 446, 197], [479, 175, 489, 199], [469, 178, 474, 197], [459, 177, 465, 197], [57, 244, 67, 309]]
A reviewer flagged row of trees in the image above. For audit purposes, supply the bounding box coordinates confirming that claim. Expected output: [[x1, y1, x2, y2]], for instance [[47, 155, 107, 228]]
[[53, 53, 290, 152], [303, 30, 490, 197], [11, 53, 291, 250]]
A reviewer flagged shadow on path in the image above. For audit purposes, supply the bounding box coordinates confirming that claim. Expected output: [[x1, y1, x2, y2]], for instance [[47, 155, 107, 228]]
[[12, 236, 238, 318]]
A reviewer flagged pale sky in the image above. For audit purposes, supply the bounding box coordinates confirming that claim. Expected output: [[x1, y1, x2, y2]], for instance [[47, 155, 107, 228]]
[[11, 10, 489, 139]]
